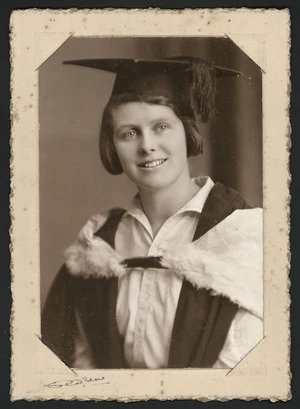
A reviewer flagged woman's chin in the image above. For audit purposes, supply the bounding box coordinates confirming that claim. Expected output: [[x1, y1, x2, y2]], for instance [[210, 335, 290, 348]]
[[136, 176, 180, 193], [136, 179, 167, 192], [123, 168, 166, 190], [124, 166, 190, 194], [128, 175, 169, 192]]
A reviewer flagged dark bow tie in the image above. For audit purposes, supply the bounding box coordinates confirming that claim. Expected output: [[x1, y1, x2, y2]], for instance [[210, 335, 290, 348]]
[[121, 256, 167, 269]]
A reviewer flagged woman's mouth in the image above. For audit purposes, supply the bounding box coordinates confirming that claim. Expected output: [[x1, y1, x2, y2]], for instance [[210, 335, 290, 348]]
[[138, 159, 167, 169]]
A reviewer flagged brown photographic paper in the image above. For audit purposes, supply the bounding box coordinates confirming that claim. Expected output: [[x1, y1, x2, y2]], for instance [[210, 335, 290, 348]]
[[10, 8, 291, 401]]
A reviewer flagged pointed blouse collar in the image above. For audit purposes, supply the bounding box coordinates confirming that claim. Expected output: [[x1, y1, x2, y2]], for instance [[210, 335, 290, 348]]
[[124, 176, 215, 226]]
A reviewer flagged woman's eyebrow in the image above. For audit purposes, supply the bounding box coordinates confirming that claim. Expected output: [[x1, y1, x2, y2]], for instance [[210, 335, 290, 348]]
[[114, 124, 138, 132], [150, 116, 172, 123]]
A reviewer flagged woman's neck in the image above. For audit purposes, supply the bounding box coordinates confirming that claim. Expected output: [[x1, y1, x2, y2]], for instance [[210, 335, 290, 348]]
[[138, 173, 200, 237]]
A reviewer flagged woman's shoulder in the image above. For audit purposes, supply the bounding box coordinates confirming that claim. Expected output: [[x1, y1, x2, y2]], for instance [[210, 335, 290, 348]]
[[209, 181, 262, 211], [62, 207, 127, 279], [76, 207, 127, 242]]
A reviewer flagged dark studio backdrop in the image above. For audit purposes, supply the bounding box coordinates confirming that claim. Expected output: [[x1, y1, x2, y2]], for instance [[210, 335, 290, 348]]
[[39, 36, 262, 309]]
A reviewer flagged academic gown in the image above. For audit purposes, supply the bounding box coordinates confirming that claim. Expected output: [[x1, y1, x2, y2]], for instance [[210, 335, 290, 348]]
[[41, 182, 261, 369]]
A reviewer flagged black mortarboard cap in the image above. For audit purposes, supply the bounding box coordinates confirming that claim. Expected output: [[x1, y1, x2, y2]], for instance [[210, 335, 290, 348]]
[[63, 56, 241, 123]]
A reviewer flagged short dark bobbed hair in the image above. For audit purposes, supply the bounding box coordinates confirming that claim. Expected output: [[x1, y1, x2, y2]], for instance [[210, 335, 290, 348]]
[[99, 93, 204, 175]]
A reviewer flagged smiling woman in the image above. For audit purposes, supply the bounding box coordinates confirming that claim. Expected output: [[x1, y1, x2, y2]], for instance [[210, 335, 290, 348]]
[[41, 54, 263, 370], [112, 103, 190, 195]]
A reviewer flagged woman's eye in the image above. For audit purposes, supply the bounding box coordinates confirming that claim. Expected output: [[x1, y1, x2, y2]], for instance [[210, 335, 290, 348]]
[[155, 124, 169, 133], [123, 129, 137, 139]]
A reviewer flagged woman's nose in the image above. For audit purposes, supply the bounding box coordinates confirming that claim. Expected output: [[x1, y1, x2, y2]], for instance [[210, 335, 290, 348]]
[[138, 132, 156, 154]]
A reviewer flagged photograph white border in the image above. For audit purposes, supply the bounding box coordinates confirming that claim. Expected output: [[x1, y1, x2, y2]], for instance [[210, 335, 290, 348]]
[[10, 8, 291, 401]]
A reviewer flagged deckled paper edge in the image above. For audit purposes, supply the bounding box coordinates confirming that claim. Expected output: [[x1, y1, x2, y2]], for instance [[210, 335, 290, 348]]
[[9, 7, 291, 402]]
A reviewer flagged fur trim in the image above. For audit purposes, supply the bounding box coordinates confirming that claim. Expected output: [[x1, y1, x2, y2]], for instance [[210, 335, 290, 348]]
[[64, 209, 263, 317], [161, 209, 263, 318], [64, 213, 126, 279]]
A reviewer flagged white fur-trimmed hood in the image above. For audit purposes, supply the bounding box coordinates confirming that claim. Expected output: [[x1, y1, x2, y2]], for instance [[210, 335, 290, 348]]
[[64, 209, 263, 318]]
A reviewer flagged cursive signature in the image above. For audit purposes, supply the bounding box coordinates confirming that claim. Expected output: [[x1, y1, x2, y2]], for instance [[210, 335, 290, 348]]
[[28, 376, 110, 393]]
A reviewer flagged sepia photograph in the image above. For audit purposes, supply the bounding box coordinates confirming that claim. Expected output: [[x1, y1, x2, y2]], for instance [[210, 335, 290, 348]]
[[10, 9, 290, 401], [39, 36, 263, 370]]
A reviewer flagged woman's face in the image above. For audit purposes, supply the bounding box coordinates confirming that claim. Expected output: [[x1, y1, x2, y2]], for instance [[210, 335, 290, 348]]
[[112, 102, 190, 192]]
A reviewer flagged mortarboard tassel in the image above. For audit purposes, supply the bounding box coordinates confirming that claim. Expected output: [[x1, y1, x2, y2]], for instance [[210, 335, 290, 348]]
[[190, 60, 217, 123]]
